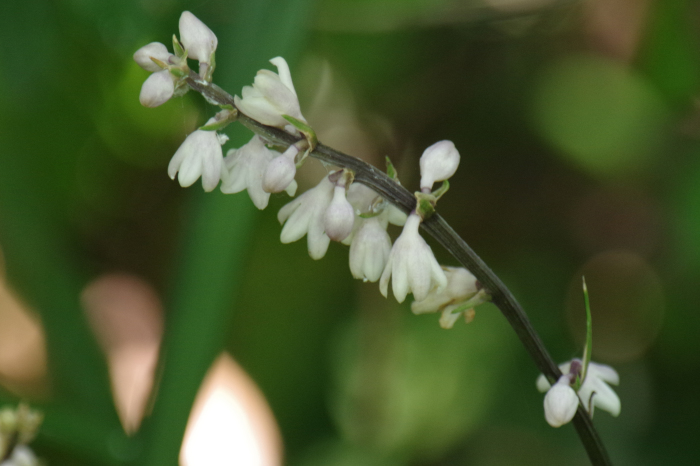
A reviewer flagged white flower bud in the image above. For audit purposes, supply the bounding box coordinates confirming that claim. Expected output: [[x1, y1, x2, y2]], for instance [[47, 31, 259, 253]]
[[324, 185, 355, 241], [543, 376, 579, 428], [262, 144, 298, 193], [133, 42, 173, 72], [419, 140, 460, 191], [168, 121, 225, 192], [179, 11, 218, 63], [379, 213, 447, 303], [349, 216, 392, 282], [139, 69, 174, 108]]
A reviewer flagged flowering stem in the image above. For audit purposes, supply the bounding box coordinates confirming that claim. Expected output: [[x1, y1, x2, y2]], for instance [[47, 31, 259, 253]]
[[184, 73, 612, 466]]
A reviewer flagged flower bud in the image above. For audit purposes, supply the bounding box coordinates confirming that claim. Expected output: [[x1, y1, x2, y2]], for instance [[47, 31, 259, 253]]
[[419, 140, 460, 191], [133, 42, 173, 72], [324, 185, 355, 241], [139, 69, 174, 108], [179, 11, 217, 63], [262, 145, 298, 193], [543, 376, 579, 427]]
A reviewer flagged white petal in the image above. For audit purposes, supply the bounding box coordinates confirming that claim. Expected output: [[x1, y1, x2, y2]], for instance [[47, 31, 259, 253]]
[[134, 42, 172, 72], [379, 254, 393, 298], [324, 186, 355, 241], [269, 56, 297, 96], [263, 147, 297, 193], [544, 377, 579, 427], [587, 362, 620, 385], [139, 70, 174, 108], [179, 11, 218, 62], [419, 140, 460, 191]]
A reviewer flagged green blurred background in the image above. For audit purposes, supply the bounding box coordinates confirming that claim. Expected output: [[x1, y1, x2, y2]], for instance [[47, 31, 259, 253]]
[[1, 0, 699, 465]]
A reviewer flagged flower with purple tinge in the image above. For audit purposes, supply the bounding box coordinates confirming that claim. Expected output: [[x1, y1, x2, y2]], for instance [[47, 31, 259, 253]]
[[168, 118, 227, 192], [220, 136, 297, 209], [419, 140, 460, 192], [278, 174, 335, 259], [379, 212, 447, 303], [542, 375, 579, 428], [179, 11, 217, 67], [133, 42, 173, 72], [536, 360, 620, 427], [234, 57, 306, 134]]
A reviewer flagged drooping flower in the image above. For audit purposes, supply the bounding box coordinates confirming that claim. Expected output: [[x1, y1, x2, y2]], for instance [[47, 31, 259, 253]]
[[323, 173, 355, 242], [278, 174, 335, 259], [536, 359, 620, 427], [168, 118, 227, 192], [419, 140, 460, 192], [178, 11, 217, 71], [234, 57, 306, 134], [411, 266, 488, 328], [220, 136, 297, 209], [542, 375, 579, 428], [262, 144, 299, 193], [379, 212, 447, 303], [348, 215, 392, 282]]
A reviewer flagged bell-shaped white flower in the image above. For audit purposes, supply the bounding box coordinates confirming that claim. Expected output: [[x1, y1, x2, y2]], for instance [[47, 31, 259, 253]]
[[419, 140, 460, 192], [537, 359, 620, 426], [349, 215, 392, 283], [168, 118, 226, 192], [220, 136, 277, 209], [379, 213, 447, 303], [278, 174, 335, 259], [324, 184, 355, 242], [234, 57, 306, 133], [139, 69, 175, 108], [411, 266, 488, 329], [179, 11, 217, 65], [133, 42, 173, 72], [263, 144, 299, 193], [543, 375, 579, 428]]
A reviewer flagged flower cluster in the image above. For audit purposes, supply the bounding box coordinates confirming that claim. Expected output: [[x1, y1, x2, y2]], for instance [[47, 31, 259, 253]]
[[133, 13, 489, 327], [133, 11, 217, 108], [536, 359, 621, 427]]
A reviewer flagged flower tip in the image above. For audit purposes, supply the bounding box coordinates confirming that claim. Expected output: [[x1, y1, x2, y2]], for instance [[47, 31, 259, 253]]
[[178, 10, 218, 63]]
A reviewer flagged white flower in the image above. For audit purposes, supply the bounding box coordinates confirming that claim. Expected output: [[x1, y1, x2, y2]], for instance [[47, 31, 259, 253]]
[[543, 375, 579, 428], [537, 360, 620, 426], [411, 266, 488, 329], [379, 213, 447, 303], [179, 11, 217, 65], [220, 136, 279, 209], [262, 144, 299, 193], [348, 215, 392, 282], [168, 118, 227, 192], [324, 184, 355, 242], [419, 140, 460, 192], [133, 42, 173, 72], [278, 174, 335, 259], [234, 57, 306, 133], [139, 69, 175, 108], [0, 446, 38, 466]]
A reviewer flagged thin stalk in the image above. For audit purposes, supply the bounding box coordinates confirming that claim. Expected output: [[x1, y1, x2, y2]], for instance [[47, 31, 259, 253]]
[[185, 73, 612, 466]]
